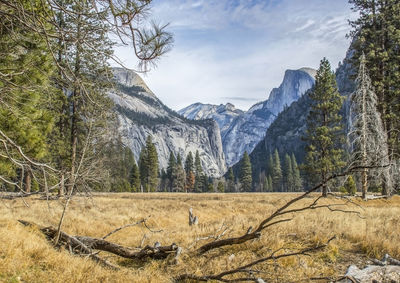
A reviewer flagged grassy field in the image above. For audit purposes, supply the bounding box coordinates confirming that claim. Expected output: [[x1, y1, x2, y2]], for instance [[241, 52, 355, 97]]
[[0, 193, 399, 282]]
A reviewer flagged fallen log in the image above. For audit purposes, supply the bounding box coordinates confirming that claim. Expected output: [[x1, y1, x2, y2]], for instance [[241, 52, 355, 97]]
[[75, 236, 178, 260], [0, 191, 40, 199], [18, 220, 118, 269], [18, 220, 179, 266]]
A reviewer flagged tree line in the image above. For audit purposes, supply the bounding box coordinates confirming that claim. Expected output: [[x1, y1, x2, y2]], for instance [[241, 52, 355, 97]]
[[112, 136, 226, 193]]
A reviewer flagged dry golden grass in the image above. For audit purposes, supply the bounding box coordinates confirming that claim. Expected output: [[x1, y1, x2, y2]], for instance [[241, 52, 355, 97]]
[[0, 193, 399, 282]]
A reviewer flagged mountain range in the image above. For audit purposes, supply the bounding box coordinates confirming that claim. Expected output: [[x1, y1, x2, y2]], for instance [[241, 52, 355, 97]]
[[110, 68, 227, 177], [233, 47, 356, 184], [179, 68, 316, 166]]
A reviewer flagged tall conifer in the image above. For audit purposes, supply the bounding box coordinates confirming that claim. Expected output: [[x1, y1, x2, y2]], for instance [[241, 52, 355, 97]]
[[240, 151, 252, 191], [303, 58, 345, 196]]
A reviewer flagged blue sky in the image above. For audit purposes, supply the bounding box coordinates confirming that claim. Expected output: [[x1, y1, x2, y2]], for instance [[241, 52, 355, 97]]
[[114, 0, 357, 111]]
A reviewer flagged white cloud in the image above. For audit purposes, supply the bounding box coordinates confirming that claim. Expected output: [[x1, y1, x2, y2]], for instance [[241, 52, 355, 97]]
[[113, 0, 358, 111]]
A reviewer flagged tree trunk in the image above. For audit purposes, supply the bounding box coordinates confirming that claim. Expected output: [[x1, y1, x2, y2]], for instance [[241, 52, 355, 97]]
[[362, 169, 368, 200], [322, 183, 327, 197], [67, 14, 82, 195], [58, 173, 65, 196], [24, 169, 32, 193], [322, 173, 327, 197]]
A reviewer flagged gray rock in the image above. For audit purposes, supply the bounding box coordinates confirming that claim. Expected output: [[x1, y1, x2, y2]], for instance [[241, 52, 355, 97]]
[[179, 68, 316, 166], [338, 264, 400, 282], [110, 68, 227, 177], [178, 103, 244, 139]]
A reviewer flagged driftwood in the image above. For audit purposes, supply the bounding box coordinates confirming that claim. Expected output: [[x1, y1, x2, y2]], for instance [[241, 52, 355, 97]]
[[18, 220, 179, 266]]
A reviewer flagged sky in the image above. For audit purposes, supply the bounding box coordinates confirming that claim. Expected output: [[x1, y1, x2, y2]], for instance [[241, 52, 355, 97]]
[[114, 0, 358, 111]]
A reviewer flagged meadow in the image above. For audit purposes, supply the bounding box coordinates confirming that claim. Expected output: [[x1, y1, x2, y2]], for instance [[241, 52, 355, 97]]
[[0, 193, 399, 282]]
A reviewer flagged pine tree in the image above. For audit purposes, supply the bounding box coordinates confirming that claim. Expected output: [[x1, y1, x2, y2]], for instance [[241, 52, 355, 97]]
[[159, 169, 168, 192], [272, 149, 282, 191], [217, 181, 225, 193], [240, 151, 252, 191], [146, 136, 159, 192], [226, 167, 235, 192], [348, 54, 393, 198], [344, 175, 357, 196], [130, 162, 140, 192], [0, 0, 173, 196], [349, 0, 400, 161], [172, 164, 185, 192], [0, 0, 54, 192], [185, 152, 195, 192], [283, 154, 293, 192], [291, 154, 303, 192], [303, 58, 345, 197], [104, 141, 137, 192], [185, 152, 194, 174], [268, 175, 273, 192], [138, 137, 159, 192], [167, 152, 176, 192], [267, 154, 274, 176], [186, 171, 195, 193], [176, 153, 182, 166], [263, 176, 270, 192], [138, 145, 147, 192], [172, 153, 185, 192], [194, 150, 204, 192]]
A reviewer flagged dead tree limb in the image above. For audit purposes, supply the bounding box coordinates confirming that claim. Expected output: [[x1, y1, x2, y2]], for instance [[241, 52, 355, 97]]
[[18, 220, 118, 270], [18, 220, 178, 263], [75, 236, 178, 260], [372, 254, 400, 266], [102, 219, 147, 240], [177, 237, 336, 282], [197, 168, 368, 255], [0, 191, 40, 199]]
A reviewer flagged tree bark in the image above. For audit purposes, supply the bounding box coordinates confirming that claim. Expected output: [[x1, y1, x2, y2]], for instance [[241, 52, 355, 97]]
[[19, 220, 178, 261], [24, 169, 32, 193], [362, 169, 368, 200], [58, 173, 65, 196]]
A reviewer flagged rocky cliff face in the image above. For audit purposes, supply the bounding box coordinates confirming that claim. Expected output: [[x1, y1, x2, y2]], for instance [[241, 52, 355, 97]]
[[109, 68, 227, 177], [240, 47, 356, 180], [180, 68, 315, 166], [223, 68, 315, 166], [178, 103, 244, 139]]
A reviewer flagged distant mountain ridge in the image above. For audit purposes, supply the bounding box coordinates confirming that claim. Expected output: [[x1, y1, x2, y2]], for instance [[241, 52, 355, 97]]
[[178, 103, 244, 139], [235, 47, 356, 185], [109, 67, 227, 177], [179, 67, 316, 166]]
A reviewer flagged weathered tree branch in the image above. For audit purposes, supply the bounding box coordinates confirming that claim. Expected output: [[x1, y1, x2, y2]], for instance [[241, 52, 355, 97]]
[[18, 220, 118, 269], [197, 166, 374, 254], [18, 220, 178, 263], [177, 237, 336, 282]]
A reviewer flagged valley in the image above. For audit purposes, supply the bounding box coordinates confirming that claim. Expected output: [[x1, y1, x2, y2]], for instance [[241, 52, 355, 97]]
[[1, 193, 399, 282]]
